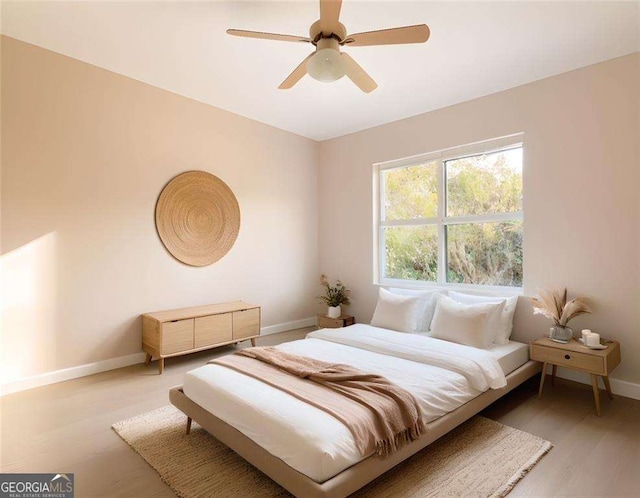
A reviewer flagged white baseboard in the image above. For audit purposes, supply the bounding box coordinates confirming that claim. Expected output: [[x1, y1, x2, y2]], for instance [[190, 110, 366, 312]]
[[1, 317, 317, 397], [1, 352, 147, 397], [260, 317, 316, 336], [547, 366, 640, 400]]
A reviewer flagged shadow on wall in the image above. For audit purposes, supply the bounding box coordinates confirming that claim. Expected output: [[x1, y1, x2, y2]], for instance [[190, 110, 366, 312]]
[[1, 232, 59, 383], [511, 297, 540, 343]]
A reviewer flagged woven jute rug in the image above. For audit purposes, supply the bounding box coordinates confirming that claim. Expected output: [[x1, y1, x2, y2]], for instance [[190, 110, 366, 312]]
[[113, 405, 551, 498]]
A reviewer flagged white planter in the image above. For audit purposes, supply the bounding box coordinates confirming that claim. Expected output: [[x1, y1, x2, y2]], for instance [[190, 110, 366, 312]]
[[327, 306, 341, 319]]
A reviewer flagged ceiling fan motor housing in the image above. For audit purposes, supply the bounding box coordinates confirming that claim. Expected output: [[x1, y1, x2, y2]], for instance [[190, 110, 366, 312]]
[[310, 20, 347, 44], [316, 37, 341, 52]]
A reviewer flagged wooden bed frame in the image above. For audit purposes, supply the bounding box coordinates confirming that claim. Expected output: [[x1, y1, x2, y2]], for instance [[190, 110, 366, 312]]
[[170, 360, 541, 498]]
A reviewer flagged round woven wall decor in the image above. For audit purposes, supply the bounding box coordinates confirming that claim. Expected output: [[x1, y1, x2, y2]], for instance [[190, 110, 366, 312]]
[[155, 171, 240, 267]]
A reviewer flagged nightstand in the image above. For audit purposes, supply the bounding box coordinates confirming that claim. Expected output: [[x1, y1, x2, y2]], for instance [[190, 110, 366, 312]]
[[530, 337, 621, 416], [317, 314, 355, 329]]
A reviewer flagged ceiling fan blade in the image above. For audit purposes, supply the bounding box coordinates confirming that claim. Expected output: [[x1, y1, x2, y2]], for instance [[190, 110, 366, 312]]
[[227, 29, 311, 43], [319, 0, 343, 34], [344, 24, 430, 47], [278, 53, 315, 90], [341, 53, 377, 93]]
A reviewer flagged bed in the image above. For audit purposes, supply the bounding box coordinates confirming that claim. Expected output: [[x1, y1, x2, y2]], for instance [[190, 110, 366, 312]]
[[170, 323, 539, 498]]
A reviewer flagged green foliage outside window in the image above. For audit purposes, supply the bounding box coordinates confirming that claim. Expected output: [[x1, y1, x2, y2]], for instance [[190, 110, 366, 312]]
[[446, 150, 522, 216], [384, 162, 438, 220], [447, 221, 523, 287], [382, 147, 523, 287], [384, 226, 438, 281]]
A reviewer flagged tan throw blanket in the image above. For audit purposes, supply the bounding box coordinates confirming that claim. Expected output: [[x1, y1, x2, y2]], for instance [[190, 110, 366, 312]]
[[210, 347, 425, 457]]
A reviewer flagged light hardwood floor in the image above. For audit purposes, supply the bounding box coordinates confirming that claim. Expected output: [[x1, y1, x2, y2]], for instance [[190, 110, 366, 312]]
[[1, 328, 639, 497]]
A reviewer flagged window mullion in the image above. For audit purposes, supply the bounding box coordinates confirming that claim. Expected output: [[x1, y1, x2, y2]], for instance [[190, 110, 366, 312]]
[[379, 169, 386, 223], [444, 211, 524, 225], [377, 167, 385, 283], [437, 158, 446, 284], [381, 217, 440, 227]]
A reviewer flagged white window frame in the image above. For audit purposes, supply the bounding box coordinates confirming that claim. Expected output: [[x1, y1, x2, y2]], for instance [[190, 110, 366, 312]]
[[373, 133, 524, 293]]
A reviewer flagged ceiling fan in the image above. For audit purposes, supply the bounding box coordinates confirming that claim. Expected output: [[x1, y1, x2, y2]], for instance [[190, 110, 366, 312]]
[[227, 0, 430, 93]]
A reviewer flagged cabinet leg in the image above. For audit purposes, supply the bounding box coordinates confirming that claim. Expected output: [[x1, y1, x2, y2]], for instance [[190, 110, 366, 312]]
[[186, 417, 192, 435], [603, 376, 614, 400], [551, 365, 557, 386], [591, 374, 601, 416], [159, 358, 164, 375], [144, 353, 152, 365], [538, 362, 548, 398], [250, 338, 256, 347]]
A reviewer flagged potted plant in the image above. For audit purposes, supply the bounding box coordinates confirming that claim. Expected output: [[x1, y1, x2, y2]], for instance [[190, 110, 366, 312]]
[[317, 275, 351, 319], [531, 288, 591, 343]]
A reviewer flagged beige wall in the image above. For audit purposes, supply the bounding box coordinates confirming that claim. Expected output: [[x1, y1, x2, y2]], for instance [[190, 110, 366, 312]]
[[318, 53, 640, 384], [2, 34, 639, 389], [0, 36, 319, 382]]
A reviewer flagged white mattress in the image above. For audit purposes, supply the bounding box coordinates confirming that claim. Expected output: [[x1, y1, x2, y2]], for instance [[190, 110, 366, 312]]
[[183, 326, 527, 483], [488, 340, 530, 375]]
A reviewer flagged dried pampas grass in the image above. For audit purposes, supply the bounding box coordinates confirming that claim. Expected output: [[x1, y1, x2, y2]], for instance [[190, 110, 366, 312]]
[[531, 288, 591, 327]]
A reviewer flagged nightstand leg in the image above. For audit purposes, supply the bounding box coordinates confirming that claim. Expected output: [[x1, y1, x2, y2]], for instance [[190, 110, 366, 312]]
[[250, 338, 256, 347], [144, 353, 152, 365], [591, 374, 601, 416], [551, 365, 557, 386], [159, 358, 164, 375], [602, 376, 614, 400], [186, 417, 192, 435], [538, 362, 548, 398]]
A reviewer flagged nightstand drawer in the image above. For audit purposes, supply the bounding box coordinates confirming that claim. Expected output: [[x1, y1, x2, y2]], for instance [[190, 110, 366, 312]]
[[531, 344, 604, 374]]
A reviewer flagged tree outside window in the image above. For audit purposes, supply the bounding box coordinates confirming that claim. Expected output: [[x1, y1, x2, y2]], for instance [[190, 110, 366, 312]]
[[378, 138, 523, 288]]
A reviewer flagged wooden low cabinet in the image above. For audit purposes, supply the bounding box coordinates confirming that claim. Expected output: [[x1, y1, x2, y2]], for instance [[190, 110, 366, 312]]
[[142, 301, 261, 374]]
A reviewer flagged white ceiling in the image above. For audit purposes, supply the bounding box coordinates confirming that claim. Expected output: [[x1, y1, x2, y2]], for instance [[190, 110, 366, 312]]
[[1, 1, 639, 141]]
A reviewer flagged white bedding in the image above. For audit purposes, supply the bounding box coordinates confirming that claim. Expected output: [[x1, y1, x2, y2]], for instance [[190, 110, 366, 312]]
[[183, 324, 524, 483], [414, 332, 529, 375]]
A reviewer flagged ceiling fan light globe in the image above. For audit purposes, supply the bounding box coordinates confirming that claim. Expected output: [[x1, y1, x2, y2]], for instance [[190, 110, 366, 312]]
[[306, 48, 345, 83]]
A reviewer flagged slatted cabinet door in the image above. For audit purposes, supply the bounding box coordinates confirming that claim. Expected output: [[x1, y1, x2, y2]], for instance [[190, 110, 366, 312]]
[[233, 308, 260, 340], [195, 314, 233, 348], [161, 319, 194, 355]]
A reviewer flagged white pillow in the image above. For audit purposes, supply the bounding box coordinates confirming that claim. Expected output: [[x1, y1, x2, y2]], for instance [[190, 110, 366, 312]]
[[430, 295, 505, 349], [386, 288, 445, 332], [370, 288, 422, 333], [448, 291, 518, 345]]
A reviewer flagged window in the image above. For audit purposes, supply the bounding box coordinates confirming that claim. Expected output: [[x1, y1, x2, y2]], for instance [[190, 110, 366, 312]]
[[375, 135, 523, 289]]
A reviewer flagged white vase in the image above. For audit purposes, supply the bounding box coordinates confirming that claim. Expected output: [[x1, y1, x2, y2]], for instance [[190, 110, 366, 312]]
[[328, 305, 341, 319]]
